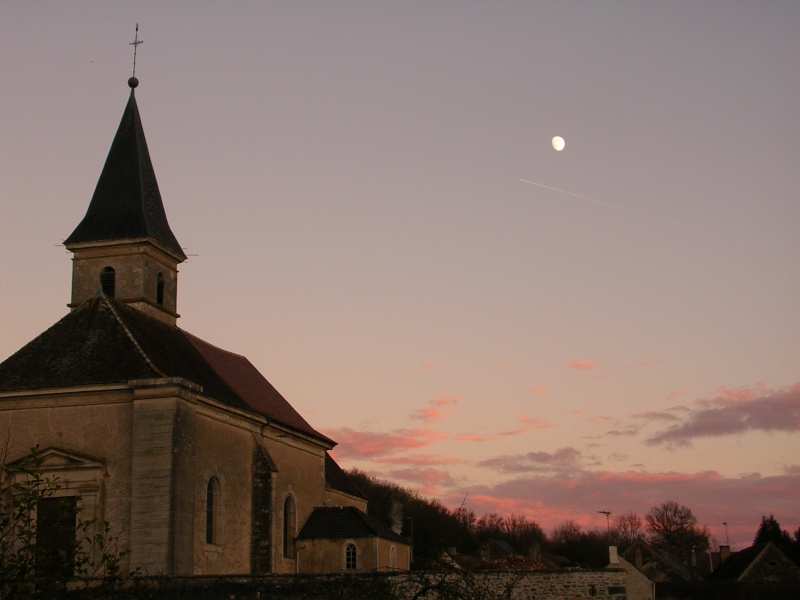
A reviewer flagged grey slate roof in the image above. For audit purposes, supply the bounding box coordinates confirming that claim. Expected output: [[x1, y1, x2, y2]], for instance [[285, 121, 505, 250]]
[[708, 542, 800, 583], [0, 298, 331, 445], [64, 86, 185, 259], [710, 543, 767, 580], [297, 506, 408, 544]]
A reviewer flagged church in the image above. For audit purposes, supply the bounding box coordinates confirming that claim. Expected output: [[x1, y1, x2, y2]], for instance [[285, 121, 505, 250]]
[[0, 76, 409, 576]]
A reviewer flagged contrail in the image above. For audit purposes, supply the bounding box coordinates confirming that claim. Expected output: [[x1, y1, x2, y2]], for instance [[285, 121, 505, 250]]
[[519, 178, 684, 225], [519, 178, 624, 210]]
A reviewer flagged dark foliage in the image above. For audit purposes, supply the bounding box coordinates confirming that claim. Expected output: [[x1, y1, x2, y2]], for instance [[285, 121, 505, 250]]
[[754, 514, 800, 565]]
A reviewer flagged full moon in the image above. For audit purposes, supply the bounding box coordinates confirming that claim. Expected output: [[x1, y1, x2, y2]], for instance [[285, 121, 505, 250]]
[[552, 136, 565, 152]]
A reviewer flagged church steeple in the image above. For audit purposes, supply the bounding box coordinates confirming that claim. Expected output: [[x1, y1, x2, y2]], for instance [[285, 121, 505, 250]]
[[65, 78, 185, 325]]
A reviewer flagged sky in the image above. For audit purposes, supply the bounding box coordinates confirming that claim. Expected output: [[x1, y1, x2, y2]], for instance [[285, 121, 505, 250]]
[[2, 2, 799, 551]]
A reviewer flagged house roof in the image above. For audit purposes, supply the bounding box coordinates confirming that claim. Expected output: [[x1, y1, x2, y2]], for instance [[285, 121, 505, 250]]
[[709, 541, 800, 583], [325, 453, 368, 500], [0, 297, 332, 446], [621, 540, 695, 582], [297, 506, 408, 544], [64, 82, 185, 259], [710, 543, 768, 580]]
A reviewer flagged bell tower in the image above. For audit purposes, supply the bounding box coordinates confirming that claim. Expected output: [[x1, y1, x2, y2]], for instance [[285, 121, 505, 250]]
[[64, 77, 186, 326]]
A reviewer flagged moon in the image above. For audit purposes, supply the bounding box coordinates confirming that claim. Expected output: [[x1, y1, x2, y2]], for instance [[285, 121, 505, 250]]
[[552, 136, 565, 152]]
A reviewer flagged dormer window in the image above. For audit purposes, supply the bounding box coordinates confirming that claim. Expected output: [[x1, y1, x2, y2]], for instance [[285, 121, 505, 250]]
[[156, 273, 165, 305], [100, 267, 116, 298]]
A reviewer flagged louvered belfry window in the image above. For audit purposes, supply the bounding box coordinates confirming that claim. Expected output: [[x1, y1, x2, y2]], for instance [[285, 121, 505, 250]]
[[100, 267, 116, 298], [156, 273, 165, 305]]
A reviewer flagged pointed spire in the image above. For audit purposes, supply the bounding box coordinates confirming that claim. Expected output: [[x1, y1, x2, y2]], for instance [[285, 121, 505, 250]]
[[65, 79, 185, 259]]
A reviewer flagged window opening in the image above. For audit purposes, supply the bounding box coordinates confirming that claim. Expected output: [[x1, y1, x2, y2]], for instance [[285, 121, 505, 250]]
[[37, 496, 78, 579], [345, 543, 357, 570], [283, 496, 296, 558], [100, 267, 116, 298], [390, 545, 397, 569], [156, 273, 165, 305], [206, 476, 221, 544]]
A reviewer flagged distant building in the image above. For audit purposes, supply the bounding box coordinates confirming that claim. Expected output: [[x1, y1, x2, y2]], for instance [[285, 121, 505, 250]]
[[620, 540, 695, 582], [709, 542, 800, 584], [0, 77, 409, 576], [607, 546, 655, 600]]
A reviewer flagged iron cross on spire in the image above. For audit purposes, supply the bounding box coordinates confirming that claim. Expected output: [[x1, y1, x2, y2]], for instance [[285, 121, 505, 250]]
[[129, 24, 143, 77]]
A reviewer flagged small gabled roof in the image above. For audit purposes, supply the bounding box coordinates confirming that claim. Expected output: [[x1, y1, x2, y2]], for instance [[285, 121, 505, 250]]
[[325, 453, 368, 501], [64, 81, 185, 259], [710, 541, 800, 583], [621, 540, 695, 582], [711, 543, 768, 580], [0, 298, 331, 446], [297, 506, 408, 544]]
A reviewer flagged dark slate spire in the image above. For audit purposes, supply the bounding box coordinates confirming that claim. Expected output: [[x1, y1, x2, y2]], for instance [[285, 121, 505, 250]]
[[65, 79, 186, 259]]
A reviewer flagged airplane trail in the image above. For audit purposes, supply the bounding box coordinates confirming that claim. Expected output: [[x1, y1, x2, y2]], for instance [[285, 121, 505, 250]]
[[519, 179, 624, 210], [519, 178, 684, 225]]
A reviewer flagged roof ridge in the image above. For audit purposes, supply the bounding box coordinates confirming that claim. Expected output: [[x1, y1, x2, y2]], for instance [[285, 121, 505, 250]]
[[179, 329, 249, 360], [103, 298, 167, 378]]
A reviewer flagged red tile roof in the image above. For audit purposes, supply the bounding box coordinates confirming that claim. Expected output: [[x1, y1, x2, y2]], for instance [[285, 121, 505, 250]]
[[184, 331, 332, 444], [0, 298, 333, 446]]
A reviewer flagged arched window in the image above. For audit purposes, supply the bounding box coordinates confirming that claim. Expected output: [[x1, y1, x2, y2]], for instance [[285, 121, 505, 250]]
[[206, 476, 221, 544], [283, 496, 296, 558], [100, 267, 116, 298], [156, 273, 165, 305], [345, 543, 357, 570], [390, 545, 397, 569]]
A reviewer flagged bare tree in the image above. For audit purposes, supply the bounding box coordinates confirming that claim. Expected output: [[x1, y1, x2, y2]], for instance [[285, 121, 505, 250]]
[[645, 500, 709, 557], [0, 445, 135, 598], [613, 511, 644, 549]]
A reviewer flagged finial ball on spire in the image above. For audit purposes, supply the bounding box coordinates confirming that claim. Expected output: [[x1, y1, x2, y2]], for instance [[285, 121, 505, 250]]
[[128, 76, 139, 89]]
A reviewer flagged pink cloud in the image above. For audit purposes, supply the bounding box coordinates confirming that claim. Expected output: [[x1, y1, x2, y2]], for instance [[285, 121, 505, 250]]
[[453, 432, 496, 443], [323, 427, 447, 458], [568, 409, 611, 423], [373, 453, 468, 466], [662, 388, 686, 402], [631, 409, 681, 422], [568, 359, 599, 371], [530, 385, 548, 395], [384, 467, 459, 495], [599, 426, 640, 438], [419, 362, 438, 372], [518, 413, 553, 428], [647, 383, 800, 446], [478, 447, 583, 473], [409, 396, 461, 422], [456, 413, 555, 441], [705, 383, 771, 404]]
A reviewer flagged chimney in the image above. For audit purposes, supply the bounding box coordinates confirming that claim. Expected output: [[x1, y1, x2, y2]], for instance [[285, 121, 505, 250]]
[[609, 545, 619, 564], [635, 546, 644, 570], [719, 545, 731, 564], [529, 542, 541, 562]]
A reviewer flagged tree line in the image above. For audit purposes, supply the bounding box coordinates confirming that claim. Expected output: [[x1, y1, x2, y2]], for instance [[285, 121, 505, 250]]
[[346, 469, 800, 569]]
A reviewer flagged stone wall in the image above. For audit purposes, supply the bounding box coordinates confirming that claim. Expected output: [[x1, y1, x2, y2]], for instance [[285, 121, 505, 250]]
[[393, 569, 630, 599], [59, 570, 632, 600]]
